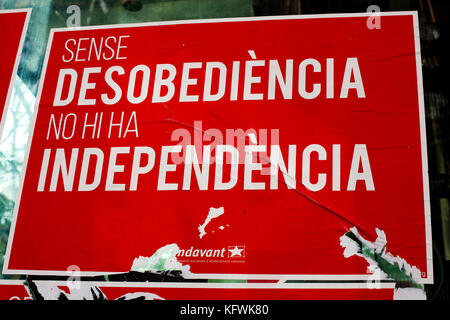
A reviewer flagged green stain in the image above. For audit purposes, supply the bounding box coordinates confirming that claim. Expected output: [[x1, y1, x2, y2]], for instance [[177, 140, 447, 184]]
[[344, 230, 424, 290], [208, 279, 247, 283]]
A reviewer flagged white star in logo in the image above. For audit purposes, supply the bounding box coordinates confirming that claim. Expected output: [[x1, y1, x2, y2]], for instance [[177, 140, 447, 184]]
[[228, 246, 244, 257]]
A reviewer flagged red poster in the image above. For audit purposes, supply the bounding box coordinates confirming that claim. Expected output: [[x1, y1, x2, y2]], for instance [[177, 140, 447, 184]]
[[98, 284, 396, 300], [0, 9, 30, 137], [0, 281, 395, 300], [3, 13, 432, 286], [99, 285, 396, 300], [0, 282, 31, 300]]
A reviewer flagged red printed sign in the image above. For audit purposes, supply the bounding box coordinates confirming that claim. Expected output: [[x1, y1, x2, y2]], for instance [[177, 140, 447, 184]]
[[4, 13, 432, 284], [31, 282, 397, 300], [0, 282, 31, 300], [98, 285, 396, 300], [0, 281, 395, 300], [0, 9, 30, 136]]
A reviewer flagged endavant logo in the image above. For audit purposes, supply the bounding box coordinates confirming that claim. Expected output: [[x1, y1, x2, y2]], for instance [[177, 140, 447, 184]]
[[228, 246, 245, 258], [176, 245, 246, 261]]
